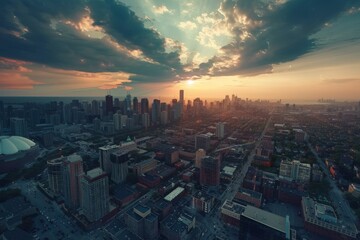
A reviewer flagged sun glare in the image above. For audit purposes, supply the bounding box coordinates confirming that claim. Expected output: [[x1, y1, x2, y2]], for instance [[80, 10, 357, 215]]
[[187, 79, 194, 85]]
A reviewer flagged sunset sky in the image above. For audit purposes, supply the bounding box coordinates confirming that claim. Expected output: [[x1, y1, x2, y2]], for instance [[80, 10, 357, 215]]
[[0, 0, 359, 100]]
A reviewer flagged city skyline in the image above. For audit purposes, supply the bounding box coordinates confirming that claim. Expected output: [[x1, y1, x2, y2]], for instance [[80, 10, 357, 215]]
[[0, 0, 360, 100]]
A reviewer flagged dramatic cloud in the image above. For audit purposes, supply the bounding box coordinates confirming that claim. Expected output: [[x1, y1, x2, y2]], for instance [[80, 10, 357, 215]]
[[152, 5, 172, 15], [178, 21, 197, 30], [0, 0, 183, 87], [194, 0, 359, 77], [0, 0, 359, 93]]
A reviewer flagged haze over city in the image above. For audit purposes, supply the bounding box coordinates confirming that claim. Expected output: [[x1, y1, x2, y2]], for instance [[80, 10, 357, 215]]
[[1, 1, 360, 240], [0, 0, 360, 100]]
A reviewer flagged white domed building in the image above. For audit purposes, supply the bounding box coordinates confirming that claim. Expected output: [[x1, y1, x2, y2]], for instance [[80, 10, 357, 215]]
[[0, 136, 39, 173]]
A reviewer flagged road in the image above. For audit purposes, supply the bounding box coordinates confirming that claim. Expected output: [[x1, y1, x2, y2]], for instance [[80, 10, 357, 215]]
[[308, 143, 357, 223], [198, 113, 273, 240], [13, 180, 89, 240]]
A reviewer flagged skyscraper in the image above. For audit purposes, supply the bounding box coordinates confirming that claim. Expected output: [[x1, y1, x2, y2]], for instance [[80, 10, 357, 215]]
[[195, 134, 210, 151], [133, 97, 139, 113], [47, 157, 65, 195], [200, 156, 220, 186], [10, 117, 27, 137], [195, 149, 206, 168], [140, 98, 149, 114], [215, 122, 225, 139], [110, 150, 129, 184], [105, 95, 113, 115], [151, 99, 161, 125], [179, 89, 184, 115], [125, 93, 132, 112], [81, 168, 109, 222], [63, 154, 84, 210], [179, 89, 184, 104], [99, 144, 120, 174]]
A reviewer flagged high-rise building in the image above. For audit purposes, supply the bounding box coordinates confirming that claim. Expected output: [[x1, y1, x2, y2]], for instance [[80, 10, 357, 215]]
[[91, 100, 99, 115], [81, 168, 109, 222], [140, 98, 149, 114], [10, 117, 27, 137], [105, 95, 113, 115], [160, 111, 168, 125], [125, 93, 132, 112], [200, 156, 220, 186], [279, 160, 311, 183], [133, 97, 139, 113], [195, 149, 206, 168], [195, 134, 210, 151], [63, 154, 84, 210], [125, 204, 159, 239], [179, 90, 184, 104], [110, 150, 129, 184], [99, 144, 119, 174], [151, 99, 161, 125], [47, 157, 65, 195], [113, 112, 121, 131], [142, 113, 150, 129], [215, 122, 225, 139]]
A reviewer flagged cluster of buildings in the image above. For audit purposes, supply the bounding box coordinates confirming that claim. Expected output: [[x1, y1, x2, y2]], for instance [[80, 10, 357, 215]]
[[47, 154, 111, 224]]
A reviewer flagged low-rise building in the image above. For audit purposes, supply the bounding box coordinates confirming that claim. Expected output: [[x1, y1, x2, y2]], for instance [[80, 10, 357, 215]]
[[302, 197, 357, 240], [192, 191, 214, 213], [234, 187, 262, 208]]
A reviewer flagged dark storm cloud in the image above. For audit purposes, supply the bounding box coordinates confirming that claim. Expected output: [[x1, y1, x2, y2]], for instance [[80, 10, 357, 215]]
[[0, 0, 182, 82], [87, 0, 182, 71], [195, 0, 359, 76]]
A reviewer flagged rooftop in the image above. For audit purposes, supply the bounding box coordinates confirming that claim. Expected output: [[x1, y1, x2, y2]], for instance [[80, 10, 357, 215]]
[[67, 154, 82, 163], [242, 205, 289, 234], [237, 187, 262, 200], [164, 187, 185, 202], [86, 167, 104, 179]]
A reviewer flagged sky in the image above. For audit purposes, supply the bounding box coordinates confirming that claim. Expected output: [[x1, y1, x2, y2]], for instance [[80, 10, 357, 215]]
[[0, 0, 360, 101]]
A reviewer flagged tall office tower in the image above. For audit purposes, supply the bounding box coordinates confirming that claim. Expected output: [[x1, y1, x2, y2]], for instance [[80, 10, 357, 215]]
[[47, 157, 65, 195], [215, 122, 225, 139], [179, 89, 184, 114], [151, 99, 161, 125], [200, 156, 220, 186], [110, 150, 129, 184], [195, 134, 210, 151], [195, 149, 206, 168], [113, 112, 121, 131], [63, 103, 72, 124], [120, 114, 128, 129], [140, 98, 149, 114], [180, 89, 184, 103], [29, 108, 40, 128], [160, 111, 168, 125], [81, 168, 109, 222], [91, 100, 99, 115], [63, 154, 84, 210], [98, 144, 119, 174], [113, 98, 120, 109], [125, 93, 132, 111], [125, 204, 159, 239], [160, 102, 167, 112], [105, 95, 113, 115], [133, 97, 139, 113], [10, 117, 28, 137], [193, 98, 203, 116], [142, 113, 150, 129]]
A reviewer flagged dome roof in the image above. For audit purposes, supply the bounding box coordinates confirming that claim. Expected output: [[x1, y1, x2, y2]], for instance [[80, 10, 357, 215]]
[[0, 136, 36, 155]]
